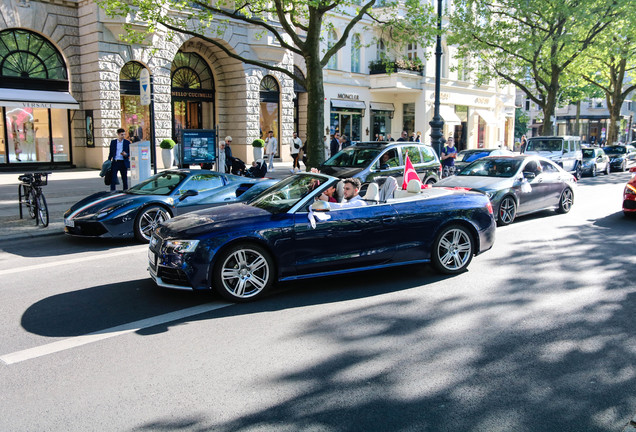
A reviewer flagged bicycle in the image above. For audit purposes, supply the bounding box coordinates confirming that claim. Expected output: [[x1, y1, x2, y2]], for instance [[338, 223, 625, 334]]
[[18, 172, 51, 227]]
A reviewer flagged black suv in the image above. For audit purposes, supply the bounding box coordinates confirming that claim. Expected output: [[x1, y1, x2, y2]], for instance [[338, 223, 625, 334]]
[[318, 142, 441, 186]]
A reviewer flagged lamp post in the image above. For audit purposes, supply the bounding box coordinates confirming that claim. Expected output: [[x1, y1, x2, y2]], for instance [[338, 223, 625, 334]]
[[429, 0, 444, 157]]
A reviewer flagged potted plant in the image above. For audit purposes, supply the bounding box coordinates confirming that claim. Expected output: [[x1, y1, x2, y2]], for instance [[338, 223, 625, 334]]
[[160, 139, 176, 168], [252, 138, 265, 160]]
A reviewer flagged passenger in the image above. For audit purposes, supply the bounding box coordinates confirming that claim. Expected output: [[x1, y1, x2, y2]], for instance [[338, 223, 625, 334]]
[[319, 184, 338, 203], [319, 178, 366, 208]]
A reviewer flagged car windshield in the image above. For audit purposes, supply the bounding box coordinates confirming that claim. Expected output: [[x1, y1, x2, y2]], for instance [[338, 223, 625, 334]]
[[323, 147, 381, 167], [126, 171, 187, 195], [526, 139, 562, 152], [457, 150, 491, 162], [582, 149, 595, 158], [458, 158, 522, 178], [249, 174, 328, 214], [602, 146, 625, 155]]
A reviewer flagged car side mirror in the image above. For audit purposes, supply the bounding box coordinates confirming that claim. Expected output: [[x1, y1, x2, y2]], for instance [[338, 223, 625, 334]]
[[179, 189, 199, 200], [523, 171, 536, 180], [311, 200, 331, 212]]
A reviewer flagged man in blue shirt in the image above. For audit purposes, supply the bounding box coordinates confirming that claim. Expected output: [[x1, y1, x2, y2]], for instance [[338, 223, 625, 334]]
[[440, 136, 457, 176]]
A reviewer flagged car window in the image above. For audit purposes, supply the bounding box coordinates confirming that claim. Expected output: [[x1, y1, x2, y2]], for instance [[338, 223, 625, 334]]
[[323, 147, 381, 167], [539, 160, 559, 173], [127, 172, 187, 195], [458, 158, 522, 177], [420, 145, 436, 162], [250, 174, 327, 214], [526, 139, 563, 152], [602, 146, 625, 154], [582, 149, 595, 158], [178, 174, 224, 194], [401, 146, 422, 164], [377, 149, 400, 169]]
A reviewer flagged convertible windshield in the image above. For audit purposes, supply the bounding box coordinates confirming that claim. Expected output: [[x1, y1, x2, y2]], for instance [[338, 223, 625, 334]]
[[323, 147, 381, 167], [525, 139, 562, 152], [582, 149, 596, 158], [126, 172, 187, 195], [457, 150, 491, 162], [458, 158, 522, 178], [602, 146, 625, 155], [249, 174, 327, 214]]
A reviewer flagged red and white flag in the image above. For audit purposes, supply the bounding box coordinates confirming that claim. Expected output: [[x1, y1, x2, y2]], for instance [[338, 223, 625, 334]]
[[402, 153, 421, 189]]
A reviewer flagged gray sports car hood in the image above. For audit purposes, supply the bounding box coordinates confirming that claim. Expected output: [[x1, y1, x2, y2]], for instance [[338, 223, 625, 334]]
[[434, 175, 513, 191]]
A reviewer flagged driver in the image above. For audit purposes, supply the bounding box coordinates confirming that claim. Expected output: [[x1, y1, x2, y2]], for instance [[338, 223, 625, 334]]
[[319, 178, 366, 208]]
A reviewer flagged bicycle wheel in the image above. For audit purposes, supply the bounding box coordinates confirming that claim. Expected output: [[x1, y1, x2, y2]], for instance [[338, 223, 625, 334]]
[[24, 186, 36, 219], [36, 192, 49, 227]]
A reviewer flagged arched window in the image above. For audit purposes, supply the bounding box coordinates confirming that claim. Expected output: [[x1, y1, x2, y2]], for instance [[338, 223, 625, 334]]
[[260, 75, 280, 154], [119, 61, 150, 143], [171, 51, 214, 90], [351, 34, 361, 73], [0, 28, 68, 90], [377, 38, 386, 61], [327, 29, 338, 70]]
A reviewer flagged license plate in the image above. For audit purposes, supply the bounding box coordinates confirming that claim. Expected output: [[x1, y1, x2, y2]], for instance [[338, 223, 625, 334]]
[[64, 218, 74, 228], [148, 249, 156, 265]]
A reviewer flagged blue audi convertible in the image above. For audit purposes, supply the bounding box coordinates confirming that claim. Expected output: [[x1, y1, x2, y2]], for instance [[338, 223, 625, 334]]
[[64, 169, 277, 242], [148, 172, 496, 302]]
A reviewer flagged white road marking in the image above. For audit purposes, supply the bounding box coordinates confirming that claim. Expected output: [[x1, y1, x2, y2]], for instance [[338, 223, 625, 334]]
[[0, 302, 231, 365], [0, 246, 147, 276]]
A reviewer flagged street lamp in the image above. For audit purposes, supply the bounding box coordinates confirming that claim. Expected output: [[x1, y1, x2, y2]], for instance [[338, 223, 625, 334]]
[[429, 0, 444, 157]]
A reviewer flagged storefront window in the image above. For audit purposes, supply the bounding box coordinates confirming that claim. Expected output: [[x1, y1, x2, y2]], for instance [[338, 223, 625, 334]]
[[0, 115, 5, 163], [371, 111, 392, 140], [6, 107, 49, 162], [330, 111, 362, 142], [120, 62, 151, 142], [403, 103, 415, 136], [260, 76, 280, 156], [51, 109, 70, 162]]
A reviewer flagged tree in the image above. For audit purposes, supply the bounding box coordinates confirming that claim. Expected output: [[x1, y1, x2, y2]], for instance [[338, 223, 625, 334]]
[[575, 17, 636, 144], [448, 0, 623, 136], [97, 0, 435, 166], [514, 107, 528, 139]]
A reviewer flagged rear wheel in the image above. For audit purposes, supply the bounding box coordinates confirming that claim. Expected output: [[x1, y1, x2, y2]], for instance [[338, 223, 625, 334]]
[[431, 225, 474, 274], [24, 187, 36, 219], [134, 206, 171, 242], [212, 244, 274, 302], [605, 163, 611, 175], [574, 164, 582, 180], [497, 196, 517, 226], [591, 165, 597, 177], [557, 188, 574, 214]]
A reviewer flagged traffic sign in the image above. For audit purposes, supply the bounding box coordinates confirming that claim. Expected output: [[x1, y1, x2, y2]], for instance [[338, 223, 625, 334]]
[[140, 69, 151, 106]]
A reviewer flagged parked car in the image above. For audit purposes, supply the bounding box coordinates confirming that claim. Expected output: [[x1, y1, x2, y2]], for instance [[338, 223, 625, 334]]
[[523, 136, 582, 179], [602, 145, 636, 172], [318, 141, 441, 187], [455, 148, 514, 171], [148, 172, 496, 302], [623, 167, 636, 216], [64, 169, 277, 242], [433, 155, 576, 226], [581, 147, 610, 176]]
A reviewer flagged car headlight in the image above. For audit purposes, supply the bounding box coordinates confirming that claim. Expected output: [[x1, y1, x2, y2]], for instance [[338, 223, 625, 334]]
[[625, 184, 636, 196], [165, 240, 199, 253]]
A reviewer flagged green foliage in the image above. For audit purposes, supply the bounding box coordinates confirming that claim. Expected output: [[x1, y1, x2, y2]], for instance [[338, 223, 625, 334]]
[[251, 139, 265, 148], [160, 139, 176, 149], [514, 108, 528, 139]]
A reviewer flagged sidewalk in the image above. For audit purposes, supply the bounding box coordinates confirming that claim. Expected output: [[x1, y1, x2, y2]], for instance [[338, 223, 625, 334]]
[[0, 162, 297, 243]]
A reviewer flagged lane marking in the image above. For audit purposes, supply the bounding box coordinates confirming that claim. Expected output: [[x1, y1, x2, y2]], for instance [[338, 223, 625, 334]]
[[0, 302, 231, 365], [0, 246, 147, 276]]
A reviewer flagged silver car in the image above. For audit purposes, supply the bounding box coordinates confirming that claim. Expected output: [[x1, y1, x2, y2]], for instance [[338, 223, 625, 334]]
[[433, 155, 576, 226]]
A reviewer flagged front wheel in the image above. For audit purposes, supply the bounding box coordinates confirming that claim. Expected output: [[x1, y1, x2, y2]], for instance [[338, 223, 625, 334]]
[[134, 206, 171, 242], [557, 188, 574, 214], [605, 163, 611, 175], [431, 225, 474, 274], [497, 196, 517, 226], [36, 193, 49, 227], [574, 164, 582, 180], [591, 165, 597, 177], [212, 244, 274, 302]]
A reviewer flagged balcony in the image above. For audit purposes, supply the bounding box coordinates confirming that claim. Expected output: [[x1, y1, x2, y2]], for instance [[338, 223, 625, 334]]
[[368, 60, 424, 94]]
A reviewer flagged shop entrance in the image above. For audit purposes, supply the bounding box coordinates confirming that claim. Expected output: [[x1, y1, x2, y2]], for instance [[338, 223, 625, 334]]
[[330, 112, 362, 142], [371, 111, 392, 141]]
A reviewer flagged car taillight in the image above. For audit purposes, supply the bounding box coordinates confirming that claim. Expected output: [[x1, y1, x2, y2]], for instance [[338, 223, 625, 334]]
[[486, 201, 493, 215], [625, 184, 636, 195]]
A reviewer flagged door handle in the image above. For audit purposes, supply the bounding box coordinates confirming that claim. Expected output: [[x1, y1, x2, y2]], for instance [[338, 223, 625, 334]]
[[382, 216, 398, 224]]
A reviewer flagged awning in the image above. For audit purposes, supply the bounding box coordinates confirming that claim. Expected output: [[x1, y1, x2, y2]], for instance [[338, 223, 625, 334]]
[[0, 88, 80, 109], [331, 99, 366, 110], [439, 105, 461, 125], [370, 102, 395, 112], [474, 108, 499, 126]]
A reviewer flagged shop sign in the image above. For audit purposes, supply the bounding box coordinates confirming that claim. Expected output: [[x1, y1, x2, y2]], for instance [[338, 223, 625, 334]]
[[140, 69, 151, 106], [171, 90, 215, 100], [474, 97, 490, 106], [337, 93, 359, 100]]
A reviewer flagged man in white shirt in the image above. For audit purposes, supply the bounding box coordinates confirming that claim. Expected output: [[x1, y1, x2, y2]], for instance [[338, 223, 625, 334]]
[[265, 130, 277, 171], [291, 131, 302, 173], [319, 178, 366, 208]]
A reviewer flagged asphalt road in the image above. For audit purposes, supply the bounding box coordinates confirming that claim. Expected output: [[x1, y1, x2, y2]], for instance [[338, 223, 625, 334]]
[[1, 171, 635, 432]]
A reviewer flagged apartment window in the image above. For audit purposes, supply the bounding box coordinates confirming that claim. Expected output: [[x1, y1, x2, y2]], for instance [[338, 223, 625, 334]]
[[351, 34, 361, 73], [406, 42, 417, 60], [327, 29, 338, 70], [377, 38, 386, 61]]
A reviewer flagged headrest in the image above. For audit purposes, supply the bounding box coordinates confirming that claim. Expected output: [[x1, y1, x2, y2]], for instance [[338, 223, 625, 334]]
[[363, 182, 380, 201], [336, 180, 345, 202], [406, 178, 422, 193]]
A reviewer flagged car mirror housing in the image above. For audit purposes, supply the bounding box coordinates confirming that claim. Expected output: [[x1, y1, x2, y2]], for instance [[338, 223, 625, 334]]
[[179, 189, 199, 200], [311, 200, 331, 212], [523, 171, 536, 181]]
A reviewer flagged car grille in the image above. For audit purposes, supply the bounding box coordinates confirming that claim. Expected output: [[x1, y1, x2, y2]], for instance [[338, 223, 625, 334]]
[[65, 222, 108, 237], [158, 267, 190, 286]]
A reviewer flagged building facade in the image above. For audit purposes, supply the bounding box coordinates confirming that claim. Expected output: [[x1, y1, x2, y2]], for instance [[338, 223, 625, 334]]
[[0, 0, 513, 171]]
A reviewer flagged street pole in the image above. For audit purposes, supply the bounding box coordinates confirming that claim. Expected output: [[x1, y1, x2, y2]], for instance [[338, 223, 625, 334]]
[[149, 74, 157, 174], [429, 0, 444, 157]]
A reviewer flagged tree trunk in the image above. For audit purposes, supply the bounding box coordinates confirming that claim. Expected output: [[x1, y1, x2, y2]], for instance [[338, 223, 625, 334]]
[[606, 94, 623, 145], [303, 15, 326, 169], [575, 100, 581, 136]]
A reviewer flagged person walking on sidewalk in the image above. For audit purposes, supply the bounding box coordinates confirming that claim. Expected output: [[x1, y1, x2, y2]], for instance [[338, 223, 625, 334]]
[[265, 131, 277, 171], [108, 128, 130, 191], [291, 131, 302, 173]]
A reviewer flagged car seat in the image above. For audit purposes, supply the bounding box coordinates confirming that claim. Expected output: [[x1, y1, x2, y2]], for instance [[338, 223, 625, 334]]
[[393, 179, 423, 198], [362, 182, 380, 203], [379, 176, 398, 201]]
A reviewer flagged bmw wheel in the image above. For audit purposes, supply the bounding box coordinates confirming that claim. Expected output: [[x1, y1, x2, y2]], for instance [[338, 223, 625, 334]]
[[497, 196, 517, 226], [213, 244, 274, 302], [432, 225, 473, 274], [134, 206, 171, 242], [557, 188, 574, 214]]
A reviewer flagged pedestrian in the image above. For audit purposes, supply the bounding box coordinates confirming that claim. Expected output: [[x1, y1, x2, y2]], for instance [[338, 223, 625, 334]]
[[223, 136, 233, 172], [440, 136, 457, 177], [330, 132, 340, 157], [265, 130, 277, 171], [291, 131, 302, 173], [520, 134, 527, 153], [108, 128, 130, 191], [387, 134, 394, 142], [415, 131, 422, 142], [218, 141, 226, 172], [397, 131, 408, 141]]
